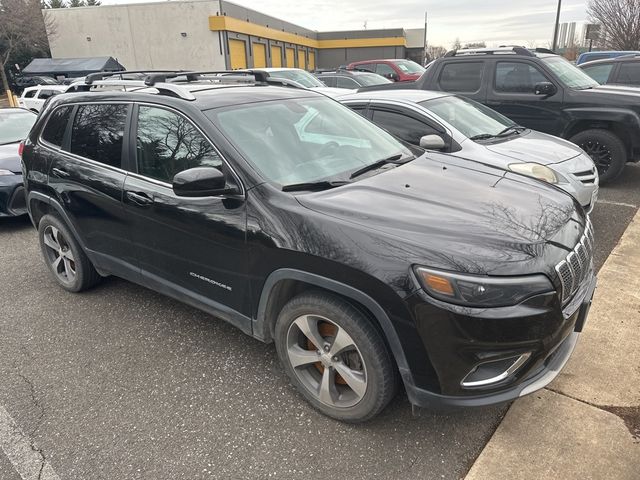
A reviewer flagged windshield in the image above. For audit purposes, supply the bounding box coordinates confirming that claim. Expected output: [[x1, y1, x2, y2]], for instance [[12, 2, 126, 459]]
[[394, 60, 425, 75], [0, 110, 36, 145], [268, 69, 326, 88], [420, 95, 515, 139], [357, 73, 392, 86], [542, 56, 599, 89], [207, 96, 412, 186]]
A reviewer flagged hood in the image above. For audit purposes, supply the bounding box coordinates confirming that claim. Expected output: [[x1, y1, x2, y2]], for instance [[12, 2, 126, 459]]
[[0, 143, 22, 173], [297, 154, 584, 275], [582, 84, 640, 100], [312, 87, 355, 95], [482, 130, 583, 166]]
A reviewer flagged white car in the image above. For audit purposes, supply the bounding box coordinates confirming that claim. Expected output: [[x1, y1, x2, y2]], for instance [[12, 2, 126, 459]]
[[18, 85, 69, 113], [251, 68, 353, 96], [337, 89, 599, 211]]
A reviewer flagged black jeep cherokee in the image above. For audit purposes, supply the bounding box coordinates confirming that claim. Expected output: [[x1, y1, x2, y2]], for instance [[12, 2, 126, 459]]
[[21, 71, 596, 422], [414, 47, 640, 183]]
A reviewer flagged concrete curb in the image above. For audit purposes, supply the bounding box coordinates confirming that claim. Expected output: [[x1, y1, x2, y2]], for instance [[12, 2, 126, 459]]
[[464, 210, 640, 480]]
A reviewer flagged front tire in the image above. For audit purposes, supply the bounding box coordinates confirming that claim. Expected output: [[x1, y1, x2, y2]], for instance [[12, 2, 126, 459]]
[[570, 129, 626, 184], [274, 291, 398, 422], [38, 214, 101, 292]]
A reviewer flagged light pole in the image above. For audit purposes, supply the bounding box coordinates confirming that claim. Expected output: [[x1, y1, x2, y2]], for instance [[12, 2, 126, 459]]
[[551, 0, 562, 51], [423, 11, 428, 65]]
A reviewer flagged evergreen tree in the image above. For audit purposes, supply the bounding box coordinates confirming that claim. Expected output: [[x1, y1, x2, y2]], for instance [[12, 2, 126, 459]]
[[86, 0, 101, 5], [48, 0, 67, 8], [69, 0, 85, 7]]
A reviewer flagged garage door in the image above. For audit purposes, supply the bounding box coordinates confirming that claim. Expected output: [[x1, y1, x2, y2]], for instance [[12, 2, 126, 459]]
[[270, 45, 282, 68], [285, 48, 295, 68], [229, 39, 247, 69], [298, 49, 306, 70], [253, 42, 267, 68], [308, 51, 316, 71]]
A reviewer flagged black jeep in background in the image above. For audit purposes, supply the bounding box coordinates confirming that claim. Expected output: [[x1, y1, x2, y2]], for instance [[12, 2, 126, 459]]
[[415, 47, 640, 183]]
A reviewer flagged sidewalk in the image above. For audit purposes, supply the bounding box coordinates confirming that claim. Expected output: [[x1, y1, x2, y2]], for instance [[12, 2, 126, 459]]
[[465, 210, 640, 480]]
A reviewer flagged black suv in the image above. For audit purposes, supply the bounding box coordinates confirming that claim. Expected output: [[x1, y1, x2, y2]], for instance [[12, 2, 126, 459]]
[[21, 71, 596, 422], [413, 47, 640, 183], [580, 54, 640, 88]]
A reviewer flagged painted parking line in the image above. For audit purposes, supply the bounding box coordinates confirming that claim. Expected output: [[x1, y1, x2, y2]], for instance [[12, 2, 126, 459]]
[[597, 199, 638, 209], [0, 405, 60, 480]]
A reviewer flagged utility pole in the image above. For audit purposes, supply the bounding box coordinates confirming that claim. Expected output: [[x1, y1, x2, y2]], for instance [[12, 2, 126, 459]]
[[423, 11, 428, 65], [551, 0, 562, 51]]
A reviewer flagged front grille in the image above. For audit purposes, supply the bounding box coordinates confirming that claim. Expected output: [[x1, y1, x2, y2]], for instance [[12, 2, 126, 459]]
[[555, 219, 594, 303], [573, 167, 597, 185]]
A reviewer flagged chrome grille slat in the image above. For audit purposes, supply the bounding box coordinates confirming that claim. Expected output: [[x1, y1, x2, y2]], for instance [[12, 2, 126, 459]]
[[555, 220, 594, 303]]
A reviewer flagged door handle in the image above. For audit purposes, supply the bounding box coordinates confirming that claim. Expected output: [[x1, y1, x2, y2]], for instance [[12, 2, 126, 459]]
[[51, 167, 70, 178], [125, 190, 154, 206]]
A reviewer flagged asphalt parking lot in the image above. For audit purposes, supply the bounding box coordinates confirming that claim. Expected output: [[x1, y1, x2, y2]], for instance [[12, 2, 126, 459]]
[[1, 164, 639, 480]]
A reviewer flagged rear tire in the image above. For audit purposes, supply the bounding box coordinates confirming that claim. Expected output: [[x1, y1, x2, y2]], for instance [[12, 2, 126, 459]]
[[570, 129, 626, 184], [274, 291, 398, 422], [38, 214, 101, 292]]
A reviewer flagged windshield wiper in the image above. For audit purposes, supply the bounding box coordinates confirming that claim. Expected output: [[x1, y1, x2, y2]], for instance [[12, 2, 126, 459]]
[[496, 125, 526, 137], [349, 153, 409, 180], [282, 180, 351, 192], [469, 133, 496, 141]]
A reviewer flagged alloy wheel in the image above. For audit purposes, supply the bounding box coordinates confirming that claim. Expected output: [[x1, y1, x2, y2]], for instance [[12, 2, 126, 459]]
[[581, 140, 612, 175], [286, 314, 368, 408], [42, 225, 77, 284]]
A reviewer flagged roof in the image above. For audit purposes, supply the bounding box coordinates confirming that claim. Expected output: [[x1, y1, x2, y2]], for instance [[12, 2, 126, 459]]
[[23, 85, 69, 93], [337, 89, 450, 103], [23, 57, 125, 76], [348, 59, 408, 64], [580, 55, 640, 67], [316, 70, 382, 77]]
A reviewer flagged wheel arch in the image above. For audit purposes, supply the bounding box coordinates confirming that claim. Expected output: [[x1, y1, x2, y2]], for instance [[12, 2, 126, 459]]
[[27, 191, 88, 251], [563, 109, 640, 157], [254, 269, 412, 376]]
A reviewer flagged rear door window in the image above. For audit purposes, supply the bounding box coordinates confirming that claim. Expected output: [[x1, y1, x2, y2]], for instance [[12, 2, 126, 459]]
[[494, 62, 549, 93], [336, 76, 359, 89], [439, 62, 483, 92], [41, 106, 72, 147], [70, 104, 128, 167], [375, 63, 396, 77], [581, 63, 615, 84], [617, 62, 640, 86], [321, 76, 337, 87], [38, 89, 60, 100], [370, 108, 441, 145], [354, 63, 375, 72], [23, 90, 37, 99]]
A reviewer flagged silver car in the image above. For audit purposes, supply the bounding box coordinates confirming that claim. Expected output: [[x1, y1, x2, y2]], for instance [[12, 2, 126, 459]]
[[337, 90, 599, 211]]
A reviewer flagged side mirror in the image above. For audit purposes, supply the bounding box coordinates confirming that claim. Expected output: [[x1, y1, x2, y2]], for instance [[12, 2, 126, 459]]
[[419, 134, 446, 150], [534, 82, 557, 96], [172, 167, 235, 197]]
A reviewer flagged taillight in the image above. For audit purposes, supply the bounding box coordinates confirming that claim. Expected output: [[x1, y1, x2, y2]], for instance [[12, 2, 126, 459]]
[[18, 141, 24, 157]]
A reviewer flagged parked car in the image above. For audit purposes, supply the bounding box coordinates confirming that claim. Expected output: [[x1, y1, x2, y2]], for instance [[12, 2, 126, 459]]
[[18, 85, 69, 113], [11, 75, 59, 95], [337, 89, 598, 211], [580, 54, 640, 87], [0, 108, 36, 217], [346, 59, 425, 82], [576, 50, 640, 65], [411, 46, 640, 183], [22, 70, 596, 422], [314, 70, 391, 89], [250, 67, 352, 95]]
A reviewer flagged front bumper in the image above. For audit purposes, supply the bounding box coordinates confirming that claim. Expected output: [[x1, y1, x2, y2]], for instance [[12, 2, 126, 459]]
[[0, 174, 27, 217], [402, 271, 596, 410]]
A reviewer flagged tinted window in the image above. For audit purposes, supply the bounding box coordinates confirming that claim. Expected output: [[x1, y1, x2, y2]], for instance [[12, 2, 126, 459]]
[[70, 104, 128, 167], [336, 76, 359, 88], [375, 63, 396, 77], [581, 63, 614, 84], [320, 76, 337, 87], [439, 62, 483, 92], [617, 63, 640, 86], [495, 62, 548, 93], [354, 63, 375, 72], [41, 106, 72, 147], [136, 106, 222, 183], [371, 108, 440, 145], [38, 89, 60, 100], [24, 90, 37, 98]]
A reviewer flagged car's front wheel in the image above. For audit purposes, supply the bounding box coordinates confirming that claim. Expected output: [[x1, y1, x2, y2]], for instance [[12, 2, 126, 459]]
[[274, 291, 397, 422], [38, 214, 101, 292], [570, 129, 626, 184]]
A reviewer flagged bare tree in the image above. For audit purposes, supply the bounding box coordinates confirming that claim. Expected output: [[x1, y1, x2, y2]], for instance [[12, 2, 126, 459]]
[[463, 41, 486, 49], [588, 0, 640, 50], [0, 0, 54, 93], [452, 37, 462, 50], [426, 45, 447, 61]]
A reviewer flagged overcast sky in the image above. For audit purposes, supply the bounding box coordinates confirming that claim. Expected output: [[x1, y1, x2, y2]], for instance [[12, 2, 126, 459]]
[[102, 0, 590, 47]]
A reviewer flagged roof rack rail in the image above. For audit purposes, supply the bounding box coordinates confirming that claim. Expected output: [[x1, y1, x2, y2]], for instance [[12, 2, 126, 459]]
[[534, 47, 556, 55], [85, 70, 184, 85], [74, 79, 196, 100], [444, 46, 535, 57], [144, 69, 273, 86]]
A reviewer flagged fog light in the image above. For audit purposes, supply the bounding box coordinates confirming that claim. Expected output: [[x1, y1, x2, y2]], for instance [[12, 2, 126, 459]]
[[461, 353, 531, 388]]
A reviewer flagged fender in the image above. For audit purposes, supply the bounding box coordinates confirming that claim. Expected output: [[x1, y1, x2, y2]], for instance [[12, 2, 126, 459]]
[[254, 268, 412, 378], [562, 107, 640, 140]]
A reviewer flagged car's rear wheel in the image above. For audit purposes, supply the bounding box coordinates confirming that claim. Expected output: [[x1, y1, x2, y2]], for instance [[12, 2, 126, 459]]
[[38, 214, 101, 292], [274, 291, 397, 422], [570, 129, 626, 184]]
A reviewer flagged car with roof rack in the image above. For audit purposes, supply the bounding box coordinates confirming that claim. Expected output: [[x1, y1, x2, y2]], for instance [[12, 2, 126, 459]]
[[21, 69, 596, 422], [402, 46, 640, 183], [579, 54, 640, 88], [314, 69, 391, 89], [576, 50, 640, 65], [335, 89, 598, 211]]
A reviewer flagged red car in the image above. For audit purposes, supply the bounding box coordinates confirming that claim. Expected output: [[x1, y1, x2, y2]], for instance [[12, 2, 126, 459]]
[[346, 59, 425, 82]]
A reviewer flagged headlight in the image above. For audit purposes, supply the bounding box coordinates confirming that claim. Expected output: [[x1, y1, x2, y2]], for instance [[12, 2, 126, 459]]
[[508, 163, 561, 184], [0, 169, 15, 176], [414, 267, 554, 307]]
